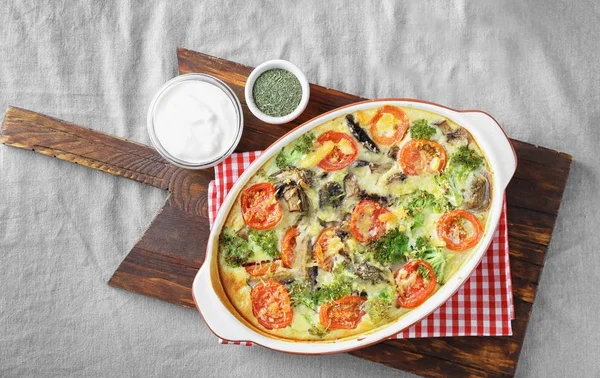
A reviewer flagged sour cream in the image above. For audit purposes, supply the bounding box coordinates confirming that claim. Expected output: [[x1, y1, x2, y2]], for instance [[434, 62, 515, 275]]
[[148, 74, 242, 168]]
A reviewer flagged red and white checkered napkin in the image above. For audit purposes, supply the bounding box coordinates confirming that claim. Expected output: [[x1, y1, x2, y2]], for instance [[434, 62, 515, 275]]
[[208, 152, 514, 345]]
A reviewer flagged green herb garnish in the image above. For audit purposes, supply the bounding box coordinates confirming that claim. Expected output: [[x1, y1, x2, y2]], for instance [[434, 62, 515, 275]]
[[368, 288, 394, 325], [410, 119, 437, 140], [219, 232, 252, 267], [371, 229, 409, 265], [316, 276, 353, 304], [288, 280, 318, 310], [253, 68, 303, 117], [406, 190, 439, 213], [450, 146, 483, 171], [248, 229, 279, 258], [288, 272, 353, 308], [275, 131, 315, 169]]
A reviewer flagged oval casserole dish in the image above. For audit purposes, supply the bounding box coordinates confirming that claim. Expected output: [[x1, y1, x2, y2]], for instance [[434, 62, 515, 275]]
[[192, 98, 517, 355]]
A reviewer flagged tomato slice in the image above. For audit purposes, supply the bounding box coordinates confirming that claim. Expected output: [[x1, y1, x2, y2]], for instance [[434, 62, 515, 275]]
[[240, 182, 283, 230], [243, 259, 281, 276], [349, 200, 390, 243], [394, 260, 437, 308], [399, 139, 447, 176], [313, 227, 343, 272], [251, 280, 293, 329], [319, 295, 367, 330], [369, 105, 410, 145], [316, 131, 359, 171], [280, 227, 299, 268], [436, 209, 484, 251]]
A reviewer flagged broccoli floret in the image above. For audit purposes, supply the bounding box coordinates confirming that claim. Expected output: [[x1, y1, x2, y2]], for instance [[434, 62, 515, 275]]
[[294, 132, 316, 153], [288, 280, 318, 310], [248, 229, 279, 258], [275, 151, 290, 169], [410, 119, 437, 140], [450, 146, 483, 171], [314, 265, 356, 304], [411, 212, 425, 229], [421, 249, 448, 284], [417, 264, 430, 280], [371, 229, 409, 265], [316, 275, 353, 304], [275, 132, 316, 169], [435, 173, 463, 208], [219, 232, 253, 267], [368, 288, 394, 325], [436, 147, 483, 207], [404, 190, 448, 229], [289, 271, 356, 309], [409, 237, 450, 284], [406, 190, 439, 213]]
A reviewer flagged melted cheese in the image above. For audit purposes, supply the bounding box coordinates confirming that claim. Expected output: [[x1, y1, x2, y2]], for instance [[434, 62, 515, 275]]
[[298, 141, 335, 168], [356, 110, 372, 125], [337, 138, 355, 154], [374, 113, 397, 136], [325, 234, 344, 258], [378, 211, 397, 224]]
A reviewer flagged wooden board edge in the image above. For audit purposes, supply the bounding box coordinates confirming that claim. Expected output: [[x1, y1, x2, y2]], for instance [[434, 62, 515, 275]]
[[108, 245, 199, 309]]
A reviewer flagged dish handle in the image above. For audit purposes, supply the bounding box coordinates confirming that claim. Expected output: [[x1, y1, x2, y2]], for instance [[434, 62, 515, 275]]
[[192, 262, 257, 343], [463, 111, 518, 190]]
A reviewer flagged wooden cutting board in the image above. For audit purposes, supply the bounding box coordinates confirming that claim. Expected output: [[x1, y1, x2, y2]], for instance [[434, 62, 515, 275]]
[[0, 47, 572, 378]]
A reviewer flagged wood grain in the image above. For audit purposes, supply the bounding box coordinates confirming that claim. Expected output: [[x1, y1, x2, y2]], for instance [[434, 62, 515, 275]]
[[0, 106, 214, 267], [0, 47, 572, 378]]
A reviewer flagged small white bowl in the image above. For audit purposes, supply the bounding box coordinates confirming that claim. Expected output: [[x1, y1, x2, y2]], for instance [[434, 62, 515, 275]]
[[244, 60, 310, 124], [147, 73, 243, 170]]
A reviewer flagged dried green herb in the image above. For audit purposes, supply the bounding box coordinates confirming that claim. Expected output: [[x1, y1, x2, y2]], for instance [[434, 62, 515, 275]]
[[252, 69, 302, 117]]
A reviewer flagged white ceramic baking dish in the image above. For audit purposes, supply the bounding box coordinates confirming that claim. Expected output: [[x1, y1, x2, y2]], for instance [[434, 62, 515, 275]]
[[192, 98, 517, 355]]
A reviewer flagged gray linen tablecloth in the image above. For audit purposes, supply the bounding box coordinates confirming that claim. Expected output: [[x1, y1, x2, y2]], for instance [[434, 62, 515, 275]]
[[1, 1, 597, 377]]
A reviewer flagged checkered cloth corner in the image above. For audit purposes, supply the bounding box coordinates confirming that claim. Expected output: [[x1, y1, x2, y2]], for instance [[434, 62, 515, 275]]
[[207, 152, 514, 345]]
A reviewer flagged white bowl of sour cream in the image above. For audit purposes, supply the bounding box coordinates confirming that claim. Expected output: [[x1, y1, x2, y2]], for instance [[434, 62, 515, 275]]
[[147, 73, 243, 169]]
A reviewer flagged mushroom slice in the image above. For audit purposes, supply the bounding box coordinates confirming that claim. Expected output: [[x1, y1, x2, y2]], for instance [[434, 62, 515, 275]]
[[236, 227, 249, 239], [343, 173, 360, 197], [433, 119, 452, 133], [319, 182, 345, 208], [355, 262, 386, 283], [270, 167, 313, 188], [346, 114, 380, 153], [275, 182, 309, 212], [358, 190, 390, 206], [368, 161, 393, 174], [353, 160, 370, 167], [334, 229, 349, 241], [434, 119, 471, 144], [462, 173, 491, 211], [446, 127, 471, 144], [344, 173, 390, 204], [307, 266, 319, 288], [387, 172, 407, 184], [387, 146, 400, 160]]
